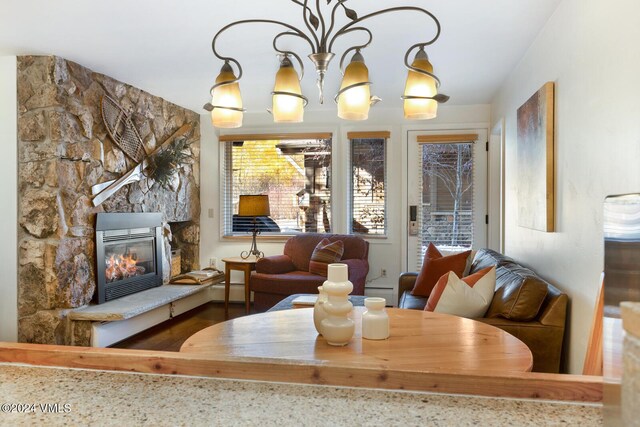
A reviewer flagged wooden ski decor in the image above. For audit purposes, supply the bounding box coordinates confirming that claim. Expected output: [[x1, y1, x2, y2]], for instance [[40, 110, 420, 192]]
[[101, 95, 146, 163], [91, 123, 193, 207]]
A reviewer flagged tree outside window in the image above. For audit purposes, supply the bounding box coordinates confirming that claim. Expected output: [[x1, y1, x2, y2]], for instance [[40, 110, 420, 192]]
[[421, 143, 473, 249], [350, 138, 386, 235]]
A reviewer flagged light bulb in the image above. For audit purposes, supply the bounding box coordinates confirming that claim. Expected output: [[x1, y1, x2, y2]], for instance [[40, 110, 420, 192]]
[[272, 57, 304, 123], [211, 63, 243, 128], [337, 51, 371, 121], [403, 49, 438, 120]]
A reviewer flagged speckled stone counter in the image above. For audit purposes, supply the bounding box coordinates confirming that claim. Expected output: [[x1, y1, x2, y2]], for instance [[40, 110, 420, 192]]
[[622, 302, 640, 426], [0, 364, 601, 426]]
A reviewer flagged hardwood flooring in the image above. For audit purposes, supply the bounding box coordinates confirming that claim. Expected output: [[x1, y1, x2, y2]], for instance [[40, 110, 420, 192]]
[[112, 302, 257, 352]]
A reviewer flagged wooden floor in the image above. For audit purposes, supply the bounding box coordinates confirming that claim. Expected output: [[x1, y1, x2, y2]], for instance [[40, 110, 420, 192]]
[[112, 302, 257, 352]]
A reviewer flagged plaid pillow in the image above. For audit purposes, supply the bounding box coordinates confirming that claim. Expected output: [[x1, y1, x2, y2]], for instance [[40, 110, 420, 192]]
[[309, 238, 344, 277]]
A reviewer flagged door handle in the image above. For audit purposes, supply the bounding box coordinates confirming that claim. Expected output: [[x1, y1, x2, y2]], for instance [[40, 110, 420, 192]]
[[409, 205, 418, 236]]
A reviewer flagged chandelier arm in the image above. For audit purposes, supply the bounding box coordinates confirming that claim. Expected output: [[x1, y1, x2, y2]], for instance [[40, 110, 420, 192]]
[[272, 31, 315, 70], [337, 27, 373, 74], [271, 91, 309, 107], [334, 80, 371, 104], [301, 0, 321, 50], [272, 35, 306, 81], [212, 19, 317, 66], [322, 1, 343, 48], [403, 44, 441, 87], [328, 6, 441, 52], [316, 0, 327, 47]]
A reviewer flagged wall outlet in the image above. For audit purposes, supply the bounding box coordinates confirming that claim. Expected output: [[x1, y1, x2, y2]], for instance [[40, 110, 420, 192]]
[[209, 257, 218, 269], [208, 208, 214, 218], [381, 269, 387, 278]]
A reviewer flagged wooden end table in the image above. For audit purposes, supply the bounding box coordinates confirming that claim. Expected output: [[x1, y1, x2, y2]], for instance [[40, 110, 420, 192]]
[[222, 256, 258, 317]]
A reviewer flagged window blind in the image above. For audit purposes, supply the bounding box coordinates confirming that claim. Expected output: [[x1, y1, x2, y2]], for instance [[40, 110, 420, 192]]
[[223, 138, 332, 236], [416, 142, 474, 267], [349, 137, 387, 235]]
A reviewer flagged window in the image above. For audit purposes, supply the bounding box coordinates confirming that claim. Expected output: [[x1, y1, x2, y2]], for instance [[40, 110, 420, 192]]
[[222, 135, 332, 236], [349, 133, 387, 235], [421, 142, 474, 250]]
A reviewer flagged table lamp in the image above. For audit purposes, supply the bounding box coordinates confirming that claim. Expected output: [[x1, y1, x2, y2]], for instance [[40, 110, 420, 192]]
[[238, 194, 271, 259]]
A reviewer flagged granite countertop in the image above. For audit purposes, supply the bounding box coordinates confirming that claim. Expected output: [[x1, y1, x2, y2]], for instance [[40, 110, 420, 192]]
[[0, 364, 602, 426]]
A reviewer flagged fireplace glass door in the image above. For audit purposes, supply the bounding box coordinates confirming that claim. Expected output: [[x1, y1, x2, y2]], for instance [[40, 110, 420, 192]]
[[103, 236, 156, 284], [96, 216, 164, 304]]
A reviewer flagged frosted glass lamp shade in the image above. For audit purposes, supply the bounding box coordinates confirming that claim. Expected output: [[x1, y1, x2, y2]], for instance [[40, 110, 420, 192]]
[[238, 195, 270, 217], [337, 59, 370, 121], [211, 66, 243, 128], [403, 53, 438, 120], [272, 60, 304, 123]]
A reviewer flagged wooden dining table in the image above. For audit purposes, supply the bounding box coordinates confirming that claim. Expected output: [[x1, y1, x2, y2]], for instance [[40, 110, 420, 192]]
[[180, 307, 533, 374]]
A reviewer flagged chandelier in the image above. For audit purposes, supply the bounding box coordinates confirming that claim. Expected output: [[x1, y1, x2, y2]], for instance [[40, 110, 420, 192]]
[[204, 1, 449, 128]]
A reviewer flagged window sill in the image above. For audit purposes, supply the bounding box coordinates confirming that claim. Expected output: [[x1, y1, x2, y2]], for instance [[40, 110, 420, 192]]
[[222, 234, 294, 243], [353, 234, 388, 240], [221, 233, 389, 243]]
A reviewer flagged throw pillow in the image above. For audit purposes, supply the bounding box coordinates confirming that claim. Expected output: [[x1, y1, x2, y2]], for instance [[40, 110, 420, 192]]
[[440, 248, 477, 277], [308, 238, 344, 277], [411, 243, 471, 297], [425, 266, 496, 318]]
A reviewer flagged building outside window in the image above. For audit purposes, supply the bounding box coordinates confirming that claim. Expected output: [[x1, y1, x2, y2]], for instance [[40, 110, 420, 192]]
[[222, 136, 332, 236]]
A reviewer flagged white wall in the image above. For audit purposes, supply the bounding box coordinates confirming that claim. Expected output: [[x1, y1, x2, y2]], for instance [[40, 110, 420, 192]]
[[200, 104, 491, 303], [491, 0, 640, 373], [0, 56, 18, 342]]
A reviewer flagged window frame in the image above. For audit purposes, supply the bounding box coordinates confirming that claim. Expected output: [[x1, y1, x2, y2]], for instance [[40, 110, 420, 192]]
[[348, 133, 389, 238], [219, 133, 334, 240]]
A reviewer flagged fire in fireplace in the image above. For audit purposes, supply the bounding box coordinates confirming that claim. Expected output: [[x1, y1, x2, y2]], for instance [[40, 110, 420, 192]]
[[95, 213, 164, 304], [105, 251, 148, 283]]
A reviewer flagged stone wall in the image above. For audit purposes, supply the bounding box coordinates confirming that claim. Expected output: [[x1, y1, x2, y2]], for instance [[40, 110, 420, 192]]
[[17, 56, 201, 345]]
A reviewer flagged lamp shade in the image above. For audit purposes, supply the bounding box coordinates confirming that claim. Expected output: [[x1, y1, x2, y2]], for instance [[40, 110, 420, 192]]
[[337, 52, 371, 121], [238, 195, 270, 217], [211, 63, 243, 128], [272, 58, 304, 123], [403, 49, 438, 120]]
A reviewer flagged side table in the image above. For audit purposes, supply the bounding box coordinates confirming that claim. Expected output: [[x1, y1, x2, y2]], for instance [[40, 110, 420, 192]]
[[222, 256, 258, 317]]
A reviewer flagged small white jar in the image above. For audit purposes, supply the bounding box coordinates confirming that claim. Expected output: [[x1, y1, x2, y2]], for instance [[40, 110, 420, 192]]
[[362, 297, 389, 340]]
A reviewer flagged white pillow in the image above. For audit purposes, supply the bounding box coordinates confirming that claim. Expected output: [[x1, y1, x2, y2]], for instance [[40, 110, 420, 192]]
[[425, 266, 496, 318], [439, 248, 476, 276]]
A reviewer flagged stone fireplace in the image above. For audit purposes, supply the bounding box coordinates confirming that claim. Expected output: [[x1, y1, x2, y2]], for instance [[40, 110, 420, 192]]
[[17, 56, 201, 345]]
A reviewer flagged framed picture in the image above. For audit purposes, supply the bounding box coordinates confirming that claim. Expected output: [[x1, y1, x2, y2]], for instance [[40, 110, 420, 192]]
[[517, 81, 555, 232]]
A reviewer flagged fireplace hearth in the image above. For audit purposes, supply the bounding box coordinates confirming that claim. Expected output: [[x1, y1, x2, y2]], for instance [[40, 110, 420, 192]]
[[95, 213, 164, 304]]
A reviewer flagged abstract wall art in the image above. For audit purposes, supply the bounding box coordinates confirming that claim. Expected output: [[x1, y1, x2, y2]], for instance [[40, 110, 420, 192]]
[[517, 81, 555, 232]]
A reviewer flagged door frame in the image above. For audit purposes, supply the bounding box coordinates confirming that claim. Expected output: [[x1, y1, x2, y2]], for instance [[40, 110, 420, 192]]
[[489, 118, 506, 253], [400, 122, 491, 277]]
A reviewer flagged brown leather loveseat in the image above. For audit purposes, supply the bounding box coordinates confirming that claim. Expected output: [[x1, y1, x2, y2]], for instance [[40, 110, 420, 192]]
[[251, 233, 369, 312], [398, 248, 568, 373]]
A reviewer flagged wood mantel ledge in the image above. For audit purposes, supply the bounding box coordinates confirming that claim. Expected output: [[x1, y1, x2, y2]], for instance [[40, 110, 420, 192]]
[[69, 284, 214, 322]]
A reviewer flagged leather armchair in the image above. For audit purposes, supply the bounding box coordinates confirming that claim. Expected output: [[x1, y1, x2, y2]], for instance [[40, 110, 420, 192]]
[[397, 249, 568, 373], [250, 233, 369, 312]]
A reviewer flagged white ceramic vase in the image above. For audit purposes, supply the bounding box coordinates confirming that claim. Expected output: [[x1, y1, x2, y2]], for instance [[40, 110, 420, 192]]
[[313, 285, 328, 335], [320, 264, 355, 346], [362, 297, 389, 340]]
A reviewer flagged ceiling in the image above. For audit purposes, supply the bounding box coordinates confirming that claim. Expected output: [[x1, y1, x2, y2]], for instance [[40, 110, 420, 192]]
[[0, 0, 561, 114]]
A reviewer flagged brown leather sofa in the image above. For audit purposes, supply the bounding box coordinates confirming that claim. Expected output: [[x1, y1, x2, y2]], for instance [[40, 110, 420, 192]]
[[250, 233, 369, 312], [398, 248, 568, 373]]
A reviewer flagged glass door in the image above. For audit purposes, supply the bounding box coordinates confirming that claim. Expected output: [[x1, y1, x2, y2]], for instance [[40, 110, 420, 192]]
[[407, 130, 488, 271]]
